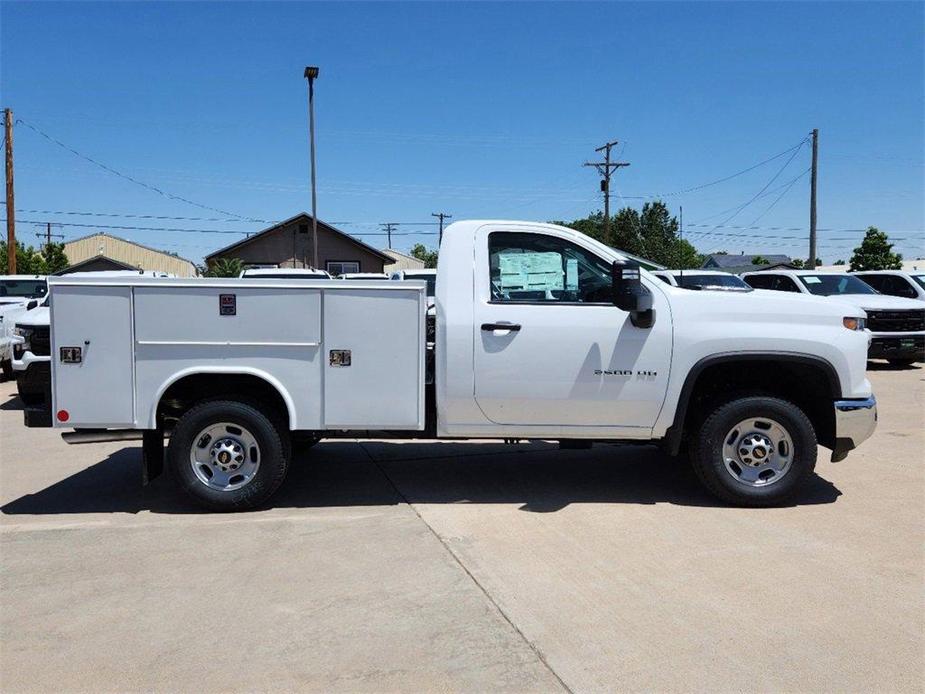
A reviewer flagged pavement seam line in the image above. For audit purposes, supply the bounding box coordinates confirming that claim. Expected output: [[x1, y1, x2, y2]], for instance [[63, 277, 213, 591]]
[[357, 441, 574, 694]]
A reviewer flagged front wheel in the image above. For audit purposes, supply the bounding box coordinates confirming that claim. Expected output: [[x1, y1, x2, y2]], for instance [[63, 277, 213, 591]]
[[167, 400, 289, 511], [691, 396, 817, 507]]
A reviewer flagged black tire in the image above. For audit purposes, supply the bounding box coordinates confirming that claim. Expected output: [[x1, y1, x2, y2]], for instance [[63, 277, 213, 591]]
[[1, 360, 12, 381], [691, 396, 817, 507], [167, 400, 289, 511], [887, 358, 917, 368]]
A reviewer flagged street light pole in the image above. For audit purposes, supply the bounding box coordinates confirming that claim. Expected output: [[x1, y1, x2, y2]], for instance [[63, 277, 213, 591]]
[[304, 66, 320, 269]]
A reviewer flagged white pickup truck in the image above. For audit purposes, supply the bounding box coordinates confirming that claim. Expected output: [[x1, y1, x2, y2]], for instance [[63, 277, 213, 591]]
[[24, 220, 877, 510]]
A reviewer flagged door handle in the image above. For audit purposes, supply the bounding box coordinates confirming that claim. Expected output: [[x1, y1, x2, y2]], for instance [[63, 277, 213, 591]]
[[481, 322, 521, 332]]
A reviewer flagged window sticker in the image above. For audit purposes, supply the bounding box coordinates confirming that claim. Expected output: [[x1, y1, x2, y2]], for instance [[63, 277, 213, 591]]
[[803, 276, 822, 284], [565, 258, 578, 290], [498, 252, 563, 292]]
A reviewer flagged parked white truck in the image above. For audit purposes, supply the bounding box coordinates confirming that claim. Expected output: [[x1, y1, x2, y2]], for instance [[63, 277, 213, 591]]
[[24, 221, 877, 510]]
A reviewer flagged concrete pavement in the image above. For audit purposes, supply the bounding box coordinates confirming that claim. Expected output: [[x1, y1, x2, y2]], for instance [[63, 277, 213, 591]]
[[1, 365, 923, 692]]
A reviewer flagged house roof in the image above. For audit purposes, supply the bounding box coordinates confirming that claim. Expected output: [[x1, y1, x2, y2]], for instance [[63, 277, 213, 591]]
[[205, 213, 392, 263], [63, 232, 196, 267], [703, 253, 792, 269], [56, 254, 139, 275]]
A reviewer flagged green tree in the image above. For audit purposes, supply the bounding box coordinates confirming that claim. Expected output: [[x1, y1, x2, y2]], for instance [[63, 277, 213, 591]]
[[849, 227, 902, 271], [791, 258, 805, 269], [0, 241, 46, 274], [636, 201, 679, 265], [834, 259, 846, 266], [665, 238, 703, 269], [40, 243, 70, 274], [205, 257, 245, 277], [554, 200, 684, 267], [751, 255, 769, 265], [410, 243, 438, 269]]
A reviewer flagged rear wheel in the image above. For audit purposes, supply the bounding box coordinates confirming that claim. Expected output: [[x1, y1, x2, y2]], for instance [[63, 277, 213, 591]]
[[691, 396, 817, 507], [167, 400, 289, 511]]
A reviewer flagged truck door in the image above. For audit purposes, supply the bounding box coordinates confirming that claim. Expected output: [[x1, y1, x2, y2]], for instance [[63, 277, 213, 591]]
[[472, 229, 671, 429], [51, 285, 134, 426]]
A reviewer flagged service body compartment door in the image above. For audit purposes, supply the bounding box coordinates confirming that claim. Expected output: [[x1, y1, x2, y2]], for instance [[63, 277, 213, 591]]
[[51, 286, 134, 426], [323, 288, 424, 429]]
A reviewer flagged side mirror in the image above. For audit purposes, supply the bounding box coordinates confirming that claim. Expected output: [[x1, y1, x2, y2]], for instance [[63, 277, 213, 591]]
[[611, 260, 655, 328], [26, 300, 38, 310]]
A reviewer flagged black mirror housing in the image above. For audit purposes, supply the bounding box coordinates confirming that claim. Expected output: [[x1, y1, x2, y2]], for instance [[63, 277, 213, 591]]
[[612, 259, 655, 328], [26, 300, 38, 310], [611, 260, 653, 313]]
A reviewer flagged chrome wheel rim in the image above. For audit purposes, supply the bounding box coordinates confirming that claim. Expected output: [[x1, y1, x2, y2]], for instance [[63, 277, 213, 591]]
[[721, 417, 794, 487], [189, 422, 261, 492]]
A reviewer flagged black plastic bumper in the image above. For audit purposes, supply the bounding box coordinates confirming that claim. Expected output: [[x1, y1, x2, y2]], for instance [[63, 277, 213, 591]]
[[868, 336, 924, 360], [17, 362, 52, 427]]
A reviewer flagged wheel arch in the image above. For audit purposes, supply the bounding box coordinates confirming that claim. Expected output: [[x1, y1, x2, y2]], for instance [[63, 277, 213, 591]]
[[149, 367, 297, 430], [663, 352, 841, 456]]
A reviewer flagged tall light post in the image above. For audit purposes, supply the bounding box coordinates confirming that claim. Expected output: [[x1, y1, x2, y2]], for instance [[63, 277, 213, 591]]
[[304, 66, 320, 269]]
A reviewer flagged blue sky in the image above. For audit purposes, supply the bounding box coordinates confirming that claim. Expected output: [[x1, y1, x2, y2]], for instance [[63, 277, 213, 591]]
[[1, 1, 922, 264]]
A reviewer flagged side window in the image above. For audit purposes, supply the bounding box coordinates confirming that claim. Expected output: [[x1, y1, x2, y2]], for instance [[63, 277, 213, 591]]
[[488, 232, 612, 303], [860, 275, 885, 292], [886, 276, 917, 298], [776, 276, 802, 292], [326, 261, 360, 276], [744, 274, 773, 290], [655, 274, 672, 285]]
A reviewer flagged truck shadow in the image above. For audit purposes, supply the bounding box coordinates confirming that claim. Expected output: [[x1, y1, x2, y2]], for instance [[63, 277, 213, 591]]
[[1, 440, 841, 516]]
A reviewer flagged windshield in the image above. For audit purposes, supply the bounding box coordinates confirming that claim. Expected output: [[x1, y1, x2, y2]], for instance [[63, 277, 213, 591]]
[[798, 274, 877, 296], [403, 274, 437, 297], [912, 275, 925, 290], [0, 279, 47, 298], [676, 274, 751, 290]]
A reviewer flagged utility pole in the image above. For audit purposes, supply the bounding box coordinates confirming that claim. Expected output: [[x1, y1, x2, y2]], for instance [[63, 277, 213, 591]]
[[381, 223, 398, 249], [35, 222, 64, 248], [304, 66, 320, 268], [4, 108, 14, 274], [584, 139, 629, 242], [432, 212, 452, 245], [808, 128, 819, 269]]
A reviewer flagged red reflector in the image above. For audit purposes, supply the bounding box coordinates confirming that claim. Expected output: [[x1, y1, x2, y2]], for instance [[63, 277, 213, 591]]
[[56, 409, 70, 422]]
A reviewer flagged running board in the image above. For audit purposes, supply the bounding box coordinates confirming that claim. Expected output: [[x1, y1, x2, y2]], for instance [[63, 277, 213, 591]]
[[62, 429, 146, 444]]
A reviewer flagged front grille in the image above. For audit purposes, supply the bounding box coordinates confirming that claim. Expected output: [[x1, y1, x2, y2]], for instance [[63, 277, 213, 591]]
[[866, 309, 925, 333], [30, 326, 50, 356]]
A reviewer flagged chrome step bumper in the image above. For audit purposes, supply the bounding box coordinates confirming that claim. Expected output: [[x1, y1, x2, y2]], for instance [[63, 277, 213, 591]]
[[831, 395, 878, 462]]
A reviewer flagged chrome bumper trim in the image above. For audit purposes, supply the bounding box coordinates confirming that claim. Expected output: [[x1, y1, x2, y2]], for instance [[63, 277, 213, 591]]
[[831, 395, 877, 461]]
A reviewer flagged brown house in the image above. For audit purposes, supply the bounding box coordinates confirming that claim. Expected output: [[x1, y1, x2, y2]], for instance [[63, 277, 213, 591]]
[[205, 213, 392, 275]]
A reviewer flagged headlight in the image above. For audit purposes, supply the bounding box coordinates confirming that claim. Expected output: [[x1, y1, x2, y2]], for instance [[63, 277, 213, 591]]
[[843, 317, 866, 331]]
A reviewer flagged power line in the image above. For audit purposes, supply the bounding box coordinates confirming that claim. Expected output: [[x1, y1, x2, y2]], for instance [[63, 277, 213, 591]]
[[3, 217, 443, 237], [632, 137, 811, 199], [748, 168, 810, 226], [16, 118, 264, 223], [698, 140, 808, 240]]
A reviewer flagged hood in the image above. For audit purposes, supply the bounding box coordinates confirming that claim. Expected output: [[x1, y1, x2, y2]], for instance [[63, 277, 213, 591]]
[[15, 306, 49, 328], [666, 283, 860, 321], [827, 294, 925, 311]]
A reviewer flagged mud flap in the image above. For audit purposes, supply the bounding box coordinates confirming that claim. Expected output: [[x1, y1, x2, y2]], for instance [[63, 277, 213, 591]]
[[142, 428, 164, 485]]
